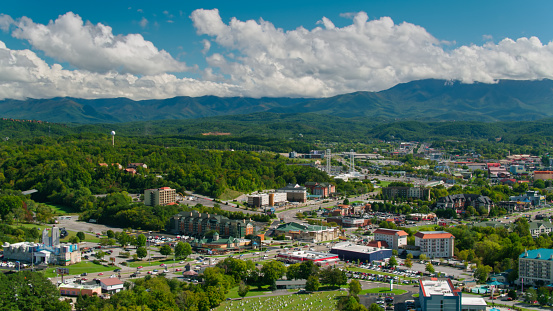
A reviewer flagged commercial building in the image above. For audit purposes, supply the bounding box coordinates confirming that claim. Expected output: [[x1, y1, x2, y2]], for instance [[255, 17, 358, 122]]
[[419, 278, 485, 311], [330, 242, 392, 263], [277, 184, 307, 203], [247, 192, 287, 208], [436, 194, 494, 214], [277, 250, 339, 266], [415, 231, 455, 258], [59, 283, 102, 297], [99, 278, 124, 294], [382, 186, 430, 200], [326, 216, 371, 228], [304, 182, 336, 198], [3, 227, 80, 265], [273, 222, 340, 242], [519, 248, 553, 286], [167, 211, 254, 238], [247, 194, 269, 208], [534, 171, 553, 180], [373, 228, 408, 250], [419, 278, 462, 311], [144, 187, 176, 206], [510, 190, 546, 207]]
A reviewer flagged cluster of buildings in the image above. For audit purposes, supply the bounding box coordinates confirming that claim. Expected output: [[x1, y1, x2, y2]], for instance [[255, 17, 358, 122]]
[[98, 162, 147, 175], [369, 228, 455, 259], [59, 278, 124, 297], [273, 222, 340, 243], [435, 194, 494, 214], [2, 226, 80, 266]]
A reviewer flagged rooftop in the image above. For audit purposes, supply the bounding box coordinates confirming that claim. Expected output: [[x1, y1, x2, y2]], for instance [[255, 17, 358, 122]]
[[520, 248, 553, 260], [415, 231, 454, 239], [374, 228, 408, 236], [420, 279, 458, 297]]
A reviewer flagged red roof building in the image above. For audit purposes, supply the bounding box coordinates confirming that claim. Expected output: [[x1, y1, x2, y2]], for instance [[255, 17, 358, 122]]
[[414, 231, 455, 258]]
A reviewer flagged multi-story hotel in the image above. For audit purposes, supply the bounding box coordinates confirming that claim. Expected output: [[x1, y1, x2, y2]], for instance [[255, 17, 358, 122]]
[[519, 248, 553, 286], [144, 187, 176, 206], [415, 231, 455, 258], [167, 211, 254, 238], [373, 228, 408, 250]]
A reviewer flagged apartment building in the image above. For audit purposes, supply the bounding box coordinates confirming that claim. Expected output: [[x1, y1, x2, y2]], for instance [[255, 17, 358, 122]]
[[415, 231, 455, 258], [373, 228, 408, 250], [144, 187, 176, 206], [382, 186, 430, 200], [519, 249, 553, 286]]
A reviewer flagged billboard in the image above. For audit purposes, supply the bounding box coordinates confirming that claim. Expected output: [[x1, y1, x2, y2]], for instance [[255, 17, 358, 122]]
[[56, 267, 69, 275]]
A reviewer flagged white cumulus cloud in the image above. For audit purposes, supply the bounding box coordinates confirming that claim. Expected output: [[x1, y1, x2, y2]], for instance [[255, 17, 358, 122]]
[[0, 40, 238, 100], [10, 12, 187, 75], [191, 9, 553, 97]]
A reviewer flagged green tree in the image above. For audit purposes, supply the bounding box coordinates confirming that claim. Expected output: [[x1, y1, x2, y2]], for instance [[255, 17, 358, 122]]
[[0, 271, 71, 311], [349, 279, 362, 297], [136, 246, 147, 260], [69, 236, 80, 244], [237, 280, 250, 299], [525, 287, 537, 303], [106, 229, 115, 239], [405, 258, 412, 268], [425, 263, 435, 274], [174, 241, 192, 259], [538, 287, 550, 305], [261, 261, 286, 286], [160, 244, 172, 257], [306, 275, 320, 292], [320, 267, 348, 288], [76, 231, 85, 241], [368, 303, 384, 311], [419, 254, 427, 261], [286, 263, 301, 280], [508, 289, 517, 300], [298, 260, 319, 279], [388, 256, 397, 268], [474, 264, 492, 283], [117, 231, 130, 248], [136, 234, 147, 248]]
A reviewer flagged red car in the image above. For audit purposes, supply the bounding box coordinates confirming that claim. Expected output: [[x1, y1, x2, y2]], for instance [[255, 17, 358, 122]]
[[137, 266, 143, 269], [175, 268, 182, 272], [98, 273, 104, 276], [506, 297, 513, 301], [160, 264, 166, 267]]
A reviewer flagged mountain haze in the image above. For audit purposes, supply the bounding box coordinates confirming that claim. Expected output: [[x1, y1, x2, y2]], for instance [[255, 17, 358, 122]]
[[1, 79, 552, 123]]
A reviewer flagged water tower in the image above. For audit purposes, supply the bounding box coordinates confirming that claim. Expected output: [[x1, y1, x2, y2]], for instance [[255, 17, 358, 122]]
[[111, 131, 116, 146]]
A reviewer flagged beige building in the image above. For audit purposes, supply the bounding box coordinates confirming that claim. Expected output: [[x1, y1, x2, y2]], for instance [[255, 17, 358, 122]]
[[415, 231, 455, 258], [144, 187, 176, 206], [373, 228, 408, 250]]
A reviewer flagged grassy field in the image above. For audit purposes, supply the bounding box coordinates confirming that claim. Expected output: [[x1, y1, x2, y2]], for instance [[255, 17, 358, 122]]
[[60, 230, 101, 243], [218, 189, 243, 201], [359, 287, 407, 295], [225, 285, 273, 299], [46, 203, 78, 215], [41, 261, 115, 278], [215, 290, 344, 311]]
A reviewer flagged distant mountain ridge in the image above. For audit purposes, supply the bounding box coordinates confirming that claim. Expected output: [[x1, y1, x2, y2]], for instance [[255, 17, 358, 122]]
[[1, 79, 552, 123]]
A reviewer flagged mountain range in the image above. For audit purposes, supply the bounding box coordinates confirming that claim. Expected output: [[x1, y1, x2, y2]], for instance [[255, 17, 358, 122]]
[[1, 79, 552, 124]]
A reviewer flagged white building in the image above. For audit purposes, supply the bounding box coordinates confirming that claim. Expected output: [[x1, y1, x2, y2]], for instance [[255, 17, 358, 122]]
[[419, 278, 486, 311], [247, 194, 269, 207], [99, 278, 124, 294], [373, 228, 408, 250], [415, 231, 455, 258]]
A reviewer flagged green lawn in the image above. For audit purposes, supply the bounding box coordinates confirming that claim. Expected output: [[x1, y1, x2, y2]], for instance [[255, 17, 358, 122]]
[[60, 230, 101, 243], [226, 285, 273, 299], [359, 287, 407, 295], [41, 261, 114, 278], [45, 203, 78, 215], [215, 290, 344, 311]]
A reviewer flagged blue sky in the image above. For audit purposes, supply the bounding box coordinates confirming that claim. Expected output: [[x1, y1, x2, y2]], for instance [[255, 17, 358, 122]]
[[0, 0, 552, 99]]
